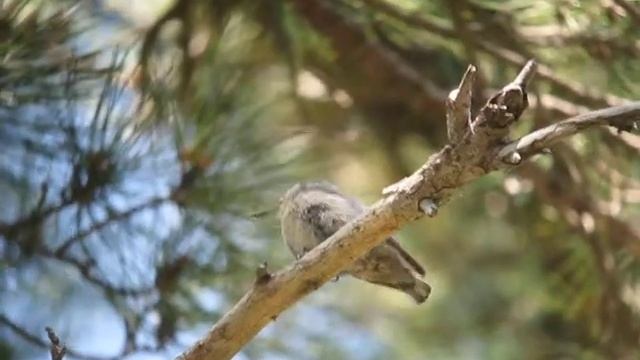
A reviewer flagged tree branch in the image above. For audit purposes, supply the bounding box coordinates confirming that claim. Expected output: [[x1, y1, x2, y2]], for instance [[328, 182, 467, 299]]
[[177, 62, 639, 360], [446, 65, 476, 143], [40, 249, 155, 297], [0, 314, 114, 360], [496, 103, 640, 165], [359, 0, 455, 37], [288, 0, 449, 137], [355, 0, 627, 108], [46, 327, 67, 360], [611, 0, 640, 27], [54, 196, 168, 256]]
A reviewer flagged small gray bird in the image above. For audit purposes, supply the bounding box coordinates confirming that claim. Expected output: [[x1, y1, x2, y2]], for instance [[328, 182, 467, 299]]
[[279, 181, 431, 303]]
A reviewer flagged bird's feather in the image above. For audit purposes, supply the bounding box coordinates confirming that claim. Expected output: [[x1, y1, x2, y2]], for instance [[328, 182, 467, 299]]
[[385, 237, 426, 276]]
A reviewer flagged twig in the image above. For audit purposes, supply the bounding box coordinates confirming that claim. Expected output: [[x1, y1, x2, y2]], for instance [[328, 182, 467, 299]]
[[0, 314, 49, 349], [447, 65, 476, 143], [2, 225, 154, 297], [512, 60, 537, 89], [0, 198, 159, 297], [520, 26, 640, 57], [446, 0, 484, 87], [46, 327, 67, 360], [519, 163, 640, 257], [496, 102, 640, 165], [355, 0, 627, 108], [611, 0, 640, 26], [289, 0, 448, 119], [138, 0, 191, 88], [359, 0, 454, 37], [475, 43, 626, 108], [0, 198, 74, 238], [55, 197, 168, 256], [40, 249, 155, 297], [0, 314, 115, 360], [255, 261, 272, 285]]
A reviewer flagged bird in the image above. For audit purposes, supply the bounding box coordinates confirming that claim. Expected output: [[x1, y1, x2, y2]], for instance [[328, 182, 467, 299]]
[[278, 181, 431, 303]]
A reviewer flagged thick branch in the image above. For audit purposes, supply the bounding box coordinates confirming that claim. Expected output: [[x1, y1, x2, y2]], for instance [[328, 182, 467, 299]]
[[177, 63, 639, 360]]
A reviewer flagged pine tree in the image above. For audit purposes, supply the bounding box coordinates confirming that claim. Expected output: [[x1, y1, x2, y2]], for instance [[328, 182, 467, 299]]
[[1, 0, 640, 359]]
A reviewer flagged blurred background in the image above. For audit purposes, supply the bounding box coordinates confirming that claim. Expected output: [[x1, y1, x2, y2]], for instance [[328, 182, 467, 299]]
[[1, 0, 640, 359]]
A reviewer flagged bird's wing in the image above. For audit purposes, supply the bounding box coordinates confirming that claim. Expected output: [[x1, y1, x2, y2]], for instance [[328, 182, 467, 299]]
[[302, 203, 348, 242], [385, 237, 426, 276]]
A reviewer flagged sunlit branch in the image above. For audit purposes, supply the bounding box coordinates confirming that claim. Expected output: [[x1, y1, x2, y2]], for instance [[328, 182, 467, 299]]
[[496, 103, 640, 165]]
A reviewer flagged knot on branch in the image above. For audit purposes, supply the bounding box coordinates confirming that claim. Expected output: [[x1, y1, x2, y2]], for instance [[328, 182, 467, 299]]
[[613, 119, 640, 133], [457, 59, 537, 153], [255, 261, 272, 285], [447, 61, 536, 147], [485, 86, 527, 128], [502, 151, 522, 165], [419, 198, 439, 217]]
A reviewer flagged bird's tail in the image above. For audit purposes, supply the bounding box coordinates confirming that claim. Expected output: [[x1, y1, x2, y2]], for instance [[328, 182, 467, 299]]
[[406, 278, 431, 304]]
